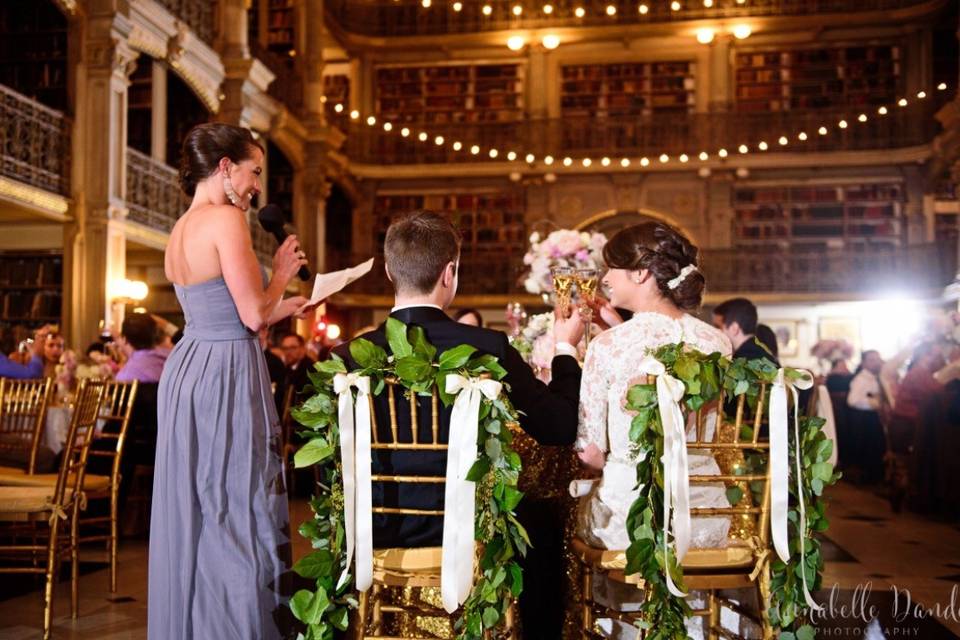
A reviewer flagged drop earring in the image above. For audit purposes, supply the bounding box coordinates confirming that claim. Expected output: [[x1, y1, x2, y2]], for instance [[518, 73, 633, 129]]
[[223, 174, 241, 207]]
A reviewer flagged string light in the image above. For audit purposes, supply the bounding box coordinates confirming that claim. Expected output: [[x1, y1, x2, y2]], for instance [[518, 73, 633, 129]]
[[421, 0, 431, 7], [334, 103, 344, 113], [453, 2, 462, 11], [526, 153, 536, 163], [699, 151, 709, 160], [512, 4, 522, 16], [671, 1, 681, 10], [482, 4, 492, 15], [718, 148, 728, 158], [939, 82, 948, 90], [366, 115, 377, 126], [878, 106, 888, 115], [418, 131, 428, 141], [542, 3, 553, 14], [507, 36, 526, 50], [738, 144, 748, 153], [757, 141, 768, 150], [507, 151, 518, 161], [797, 132, 808, 141], [778, 136, 788, 146], [606, 4, 617, 16], [563, 157, 573, 166], [574, 6, 585, 17], [542, 34, 560, 49], [383, 122, 393, 132], [350, 110, 360, 119], [453, 141, 462, 150], [732, 24, 752, 39], [838, 119, 848, 129], [703, 0, 713, 6], [818, 126, 828, 135], [582, 157, 592, 167], [489, 148, 499, 158], [659, 153, 670, 163], [640, 157, 650, 166], [544, 155, 554, 165], [435, 135, 444, 145], [917, 91, 927, 99], [601, 157, 611, 166], [470, 145, 480, 155], [638, 3, 649, 14], [401, 127, 410, 137], [620, 158, 631, 167], [898, 98, 908, 106], [679, 153, 689, 162], [857, 113, 867, 122]]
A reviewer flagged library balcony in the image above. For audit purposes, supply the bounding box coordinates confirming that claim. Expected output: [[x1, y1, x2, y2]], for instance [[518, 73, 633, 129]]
[[125, 147, 274, 264], [326, 0, 941, 38], [155, 0, 214, 44], [0, 83, 70, 196], [342, 102, 942, 166]]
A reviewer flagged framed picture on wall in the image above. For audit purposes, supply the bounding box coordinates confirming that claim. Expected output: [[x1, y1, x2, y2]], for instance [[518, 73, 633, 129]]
[[817, 317, 861, 357], [766, 319, 799, 357]]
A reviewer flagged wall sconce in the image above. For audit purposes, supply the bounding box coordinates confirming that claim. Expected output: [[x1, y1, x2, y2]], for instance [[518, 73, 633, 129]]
[[111, 278, 149, 304], [507, 35, 527, 51], [732, 24, 752, 39], [542, 34, 560, 50], [696, 28, 715, 44]]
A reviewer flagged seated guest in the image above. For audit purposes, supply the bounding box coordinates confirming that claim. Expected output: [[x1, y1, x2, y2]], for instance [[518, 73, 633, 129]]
[[0, 326, 47, 379], [115, 313, 168, 383], [713, 297, 776, 364], [334, 211, 583, 639], [846, 350, 885, 483], [453, 307, 483, 327], [279, 332, 314, 403], [42, 331, 65, 378]]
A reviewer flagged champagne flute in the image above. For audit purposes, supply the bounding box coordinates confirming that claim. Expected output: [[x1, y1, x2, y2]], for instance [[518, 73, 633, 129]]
[[576, 268, 599, 349], [551, 267, 575, 319]]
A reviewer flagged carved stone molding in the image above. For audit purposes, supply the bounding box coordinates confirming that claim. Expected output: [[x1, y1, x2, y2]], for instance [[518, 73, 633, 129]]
[[128, 0, 225, 112]]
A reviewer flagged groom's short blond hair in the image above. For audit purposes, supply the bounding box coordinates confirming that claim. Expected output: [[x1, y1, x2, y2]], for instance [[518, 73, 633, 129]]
[[384, 211, 461, 295]]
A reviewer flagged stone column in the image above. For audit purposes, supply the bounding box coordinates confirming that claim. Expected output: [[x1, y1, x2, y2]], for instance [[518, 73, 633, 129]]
[[708, 34, 732, 113], [150, 60, 168, 162], [216, 0, 253, 126], [63, 2, 138, 348]]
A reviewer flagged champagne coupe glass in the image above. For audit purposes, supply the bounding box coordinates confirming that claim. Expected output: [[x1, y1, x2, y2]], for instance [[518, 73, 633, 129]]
[[576, 268, 599, 349], [551, 267, 575, 319]]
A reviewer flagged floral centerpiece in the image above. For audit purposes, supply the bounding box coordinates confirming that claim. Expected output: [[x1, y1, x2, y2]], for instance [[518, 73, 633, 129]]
[[522, 229, 606, 297], [810, 339, 854, 365]]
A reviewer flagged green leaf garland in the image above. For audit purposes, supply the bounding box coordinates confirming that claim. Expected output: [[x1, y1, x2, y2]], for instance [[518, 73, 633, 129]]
[[289, 321, 526, 640]]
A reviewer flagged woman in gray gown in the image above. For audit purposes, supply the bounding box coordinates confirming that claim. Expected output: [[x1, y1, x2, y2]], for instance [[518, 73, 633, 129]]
[[148, 123, 312, 639]]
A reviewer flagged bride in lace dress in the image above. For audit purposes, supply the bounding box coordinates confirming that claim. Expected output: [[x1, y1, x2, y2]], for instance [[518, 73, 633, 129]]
[[575, 222, 735, 638]]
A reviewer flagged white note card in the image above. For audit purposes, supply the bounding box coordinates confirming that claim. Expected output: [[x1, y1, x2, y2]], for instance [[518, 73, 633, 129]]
[[296, 258, 375, 314]]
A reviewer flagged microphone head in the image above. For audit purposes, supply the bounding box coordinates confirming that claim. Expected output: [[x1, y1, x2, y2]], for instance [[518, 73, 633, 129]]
[[257, 204, 286, 232]]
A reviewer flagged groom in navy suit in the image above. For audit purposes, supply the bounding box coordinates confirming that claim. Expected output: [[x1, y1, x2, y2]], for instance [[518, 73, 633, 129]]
[[334, 211, 583, 638]]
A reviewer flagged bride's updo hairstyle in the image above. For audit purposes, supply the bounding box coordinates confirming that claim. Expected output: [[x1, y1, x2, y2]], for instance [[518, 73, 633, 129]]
[[602, 221, 706, 311], [178, 123, 263, 197]]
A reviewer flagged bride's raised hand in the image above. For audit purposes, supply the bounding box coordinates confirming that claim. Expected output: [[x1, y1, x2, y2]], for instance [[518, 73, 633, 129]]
[[588, 295, 623, 331], [577, 443, 606, 471]]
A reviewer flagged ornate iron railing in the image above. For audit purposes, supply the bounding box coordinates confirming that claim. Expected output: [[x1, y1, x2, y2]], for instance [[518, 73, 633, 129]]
[[326, 0, 939, 38], [330, 242, 956, 297], [0, 84, 70, 195], [155, 0, 214, 44], [343, 101, 943, 165], [126, 148, 185, 233]]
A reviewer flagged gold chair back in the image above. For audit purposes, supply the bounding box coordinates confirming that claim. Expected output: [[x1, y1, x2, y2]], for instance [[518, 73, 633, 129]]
[[0, 377, 53, 474], [53, 379, 108, 509], [369, 376, 447, 519], [86, 380, 139, 485]]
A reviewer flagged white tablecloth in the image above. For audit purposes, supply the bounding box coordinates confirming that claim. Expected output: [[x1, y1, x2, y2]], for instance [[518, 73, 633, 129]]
[[814, 384, 839, 467]]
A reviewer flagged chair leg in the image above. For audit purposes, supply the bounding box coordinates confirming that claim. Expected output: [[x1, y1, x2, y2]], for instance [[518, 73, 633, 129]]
[[581, 562, 594, 640], [757, 563, 773, 640], [353, 588, 369, 640], [707, 591, 720, 640], [370, 583, 384, 635], [42, 520, 61, 640], [110, 485, 119, 593], [71, 501, 80, 619]]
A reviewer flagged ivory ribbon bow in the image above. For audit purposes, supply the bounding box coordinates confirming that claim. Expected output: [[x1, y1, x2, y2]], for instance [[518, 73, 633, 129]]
[[333, 372, 374, 592], [441, 374, 503, 614], [638, 357, 690, 598], [769, 368, 822, 611]]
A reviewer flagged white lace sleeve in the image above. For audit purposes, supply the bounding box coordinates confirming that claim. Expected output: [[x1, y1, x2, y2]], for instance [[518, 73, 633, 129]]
[[576, 338, 608, 453]]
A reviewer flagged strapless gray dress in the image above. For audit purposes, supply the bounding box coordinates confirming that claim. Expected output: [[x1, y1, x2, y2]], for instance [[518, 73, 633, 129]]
[[148, 276, 292, 639]]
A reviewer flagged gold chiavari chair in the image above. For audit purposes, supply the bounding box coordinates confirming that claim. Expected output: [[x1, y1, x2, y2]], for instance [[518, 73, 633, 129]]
[[0, 381, 137, 592], [572, 381, 775, 640], [352, 377, 518, 640], [0, 378, 54, 475], [0, 378, 107, 640]]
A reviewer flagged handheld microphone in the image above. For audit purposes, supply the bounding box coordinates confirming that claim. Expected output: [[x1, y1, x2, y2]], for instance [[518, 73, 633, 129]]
[[257, 204, 310, 281]]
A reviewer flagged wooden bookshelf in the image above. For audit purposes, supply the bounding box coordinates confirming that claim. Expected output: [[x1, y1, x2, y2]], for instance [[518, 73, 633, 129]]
[[127, 58, 153, 156], [324, 74, 350, 107], [267, 141, 294, 223], [375, 64, 524, 124], [736, 44, 901, 112], [165, 68, 211, 166], [249, 0, 296, 56], [0, 2, 68, 112], [733, 183, 905, 249], [0, 251, 63, 332], [560, 61, 696, 118]]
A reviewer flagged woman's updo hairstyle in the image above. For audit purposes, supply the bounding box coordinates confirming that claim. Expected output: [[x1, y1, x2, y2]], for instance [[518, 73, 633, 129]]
[[178, 123, 263, 197], [602, 221, 706, 311]]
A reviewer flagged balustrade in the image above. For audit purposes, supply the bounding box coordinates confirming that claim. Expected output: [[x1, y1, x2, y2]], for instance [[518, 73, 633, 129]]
[[0, 84, 70, 195]]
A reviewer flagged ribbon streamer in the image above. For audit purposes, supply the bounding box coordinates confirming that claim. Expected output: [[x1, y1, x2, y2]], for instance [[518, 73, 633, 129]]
[[441, 374, 503, 614], [638, 357, 690, 598], [769, 368, 822, 612], [333, 372, 374, 592]]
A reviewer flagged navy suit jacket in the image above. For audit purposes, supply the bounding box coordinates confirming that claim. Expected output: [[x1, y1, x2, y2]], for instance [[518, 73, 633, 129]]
[[333, 305, 581, 548]]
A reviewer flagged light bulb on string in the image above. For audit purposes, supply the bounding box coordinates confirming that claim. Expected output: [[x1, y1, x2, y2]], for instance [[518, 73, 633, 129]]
[[526, 153, 536, 163], [878, 106, 888, 115], [703, 0, 713, 6], [482, 4, 492, 15], [778, 136, 788, 146], [640, 157, 650, 166], [350, 109, 360, 120], [334, 103, 344, 113], [732, 24, 751, 39], [507, 151, 517, 161], [939, 82, 948, 90], [659, 153, 669, 163], [620, 158, 631, 167], [858, 113, 867, 122], [699, 151, 709, 161], [718, 148, 728, 158], [696, 28, 715, 44], [601, 157, 611, 166], [798, 132, 808, 141], [489, 149, 499, 158], [738, 144, 748, 153], [542, 34, 560, 49], [471, 145, 480, 155], [758, 141, 769, 150], [671, 1, 681, 10], [679, 153, 689, 163], [542, 4, 554, 14], [838, 120, 848, 129], [401, 127, 410, 137], [574, 6, 585, 17], [421, 0, 431, 7], [606, 4, 616, 16], [582, 157, 592, 167], [563, 157, 573, 166], [453, 1, 462, 10], [453, 141, 462, 150], [366, 115, 376, 126], [638, 3, 649, 13], [818, 126, 828, 135], [507, 36, 526, 51], [434, 135, 444, 145], [512, 4, 522, 16], [418, 132, 428, 141], [383, 122, 392, 132], [898, 98, 908, 107], [544, 155, 554, 165]]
